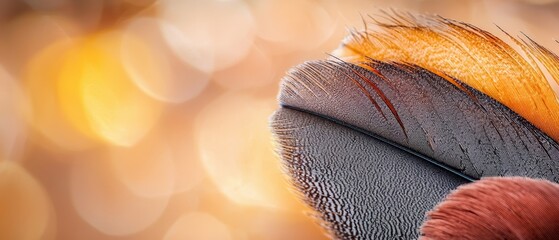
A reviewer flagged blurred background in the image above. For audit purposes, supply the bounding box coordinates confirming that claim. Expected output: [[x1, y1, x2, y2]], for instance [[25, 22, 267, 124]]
[[0, 0, 558, 239]]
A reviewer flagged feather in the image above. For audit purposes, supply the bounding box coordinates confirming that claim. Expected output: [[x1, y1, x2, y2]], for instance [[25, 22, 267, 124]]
[[333, 12, 559, 142], [271, 12, 559, 239], [420, 177, 559, 240], [272, 107, 467, 239]]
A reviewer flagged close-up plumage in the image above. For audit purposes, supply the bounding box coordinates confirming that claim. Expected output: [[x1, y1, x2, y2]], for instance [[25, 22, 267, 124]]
[[272, 11, 559, 240], [420, 177, 559, 240], [1, 1, 559, 240]]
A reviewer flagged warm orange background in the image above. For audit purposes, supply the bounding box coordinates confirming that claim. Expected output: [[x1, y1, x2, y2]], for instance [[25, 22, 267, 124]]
[[0, 0, 558, 239]]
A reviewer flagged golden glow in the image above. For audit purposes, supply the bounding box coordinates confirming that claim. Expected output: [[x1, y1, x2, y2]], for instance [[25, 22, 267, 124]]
[[59, 31, 163, 147], [25, 40, 96, 151], [26, 32, 162, 149]]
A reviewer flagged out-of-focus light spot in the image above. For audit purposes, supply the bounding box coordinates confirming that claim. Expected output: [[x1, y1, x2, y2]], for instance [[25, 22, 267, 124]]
[[0, 161, 54, 240], [0, 67, 28, 161], [481, 1, 530, 32], [25, 40, 96, 151], [121, 0, 158, 7], [195, 93, 295, 208], [22, 0, 103, 32], [58, 31, 163, 147], [70, 153, 169, 236], [2, 13, 80, 76], [123, 17, 209, 103], [160, 21, 215, 73], [23, 0, 69, 10], [109, 130, 176, 198], [56, 44, 105, 144], [162, 118, 205, 193], [26, 30, 163, 150], [164, 212, 232, 240], [251, 0, 337, 51], [213, 46, 274, 90], [517, 0, 559, 4], [161, 0, 254, 71], [248, 210, 328, 240]]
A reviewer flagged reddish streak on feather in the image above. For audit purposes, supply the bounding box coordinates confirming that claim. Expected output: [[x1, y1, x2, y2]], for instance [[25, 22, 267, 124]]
[[345, 63, 409, 140], [327, 57, 388, 122], [346, 72, 388, 121], [336, 14, 559, 143], [347, 42, 481, 106], [420, 177, 559, 240]]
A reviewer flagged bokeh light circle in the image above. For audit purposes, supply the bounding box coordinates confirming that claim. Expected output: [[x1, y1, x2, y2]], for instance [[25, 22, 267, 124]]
[[70, 153, 170, 236], [122, 17, 209, 103], [213, 46, 274, 90], [251, 0, 337, 51], [160, 118, 205, 193], [109, 130, 176, 198], [58, 31, 163, 147], [160, 0, 255, 71], [0, 67, 28, 161], [1, 13, 81, 73], [195, 93, 296, 209], [25, 39, 97, 151], [0, 161, 54, 240], [164, 212, 232, 240]]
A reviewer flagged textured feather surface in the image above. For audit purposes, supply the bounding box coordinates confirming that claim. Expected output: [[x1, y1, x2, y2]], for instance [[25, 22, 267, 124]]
[[272, 108, 467, 239], [279, 60, 559, 181], [272, 59, 559, 238], [271, 13, 559, 239], [333, 13, 559, 142], [420, 177, 559, 240]]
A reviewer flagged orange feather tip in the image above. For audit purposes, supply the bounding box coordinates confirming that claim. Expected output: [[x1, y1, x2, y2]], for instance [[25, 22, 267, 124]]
[[333, 12, 559, 143]]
